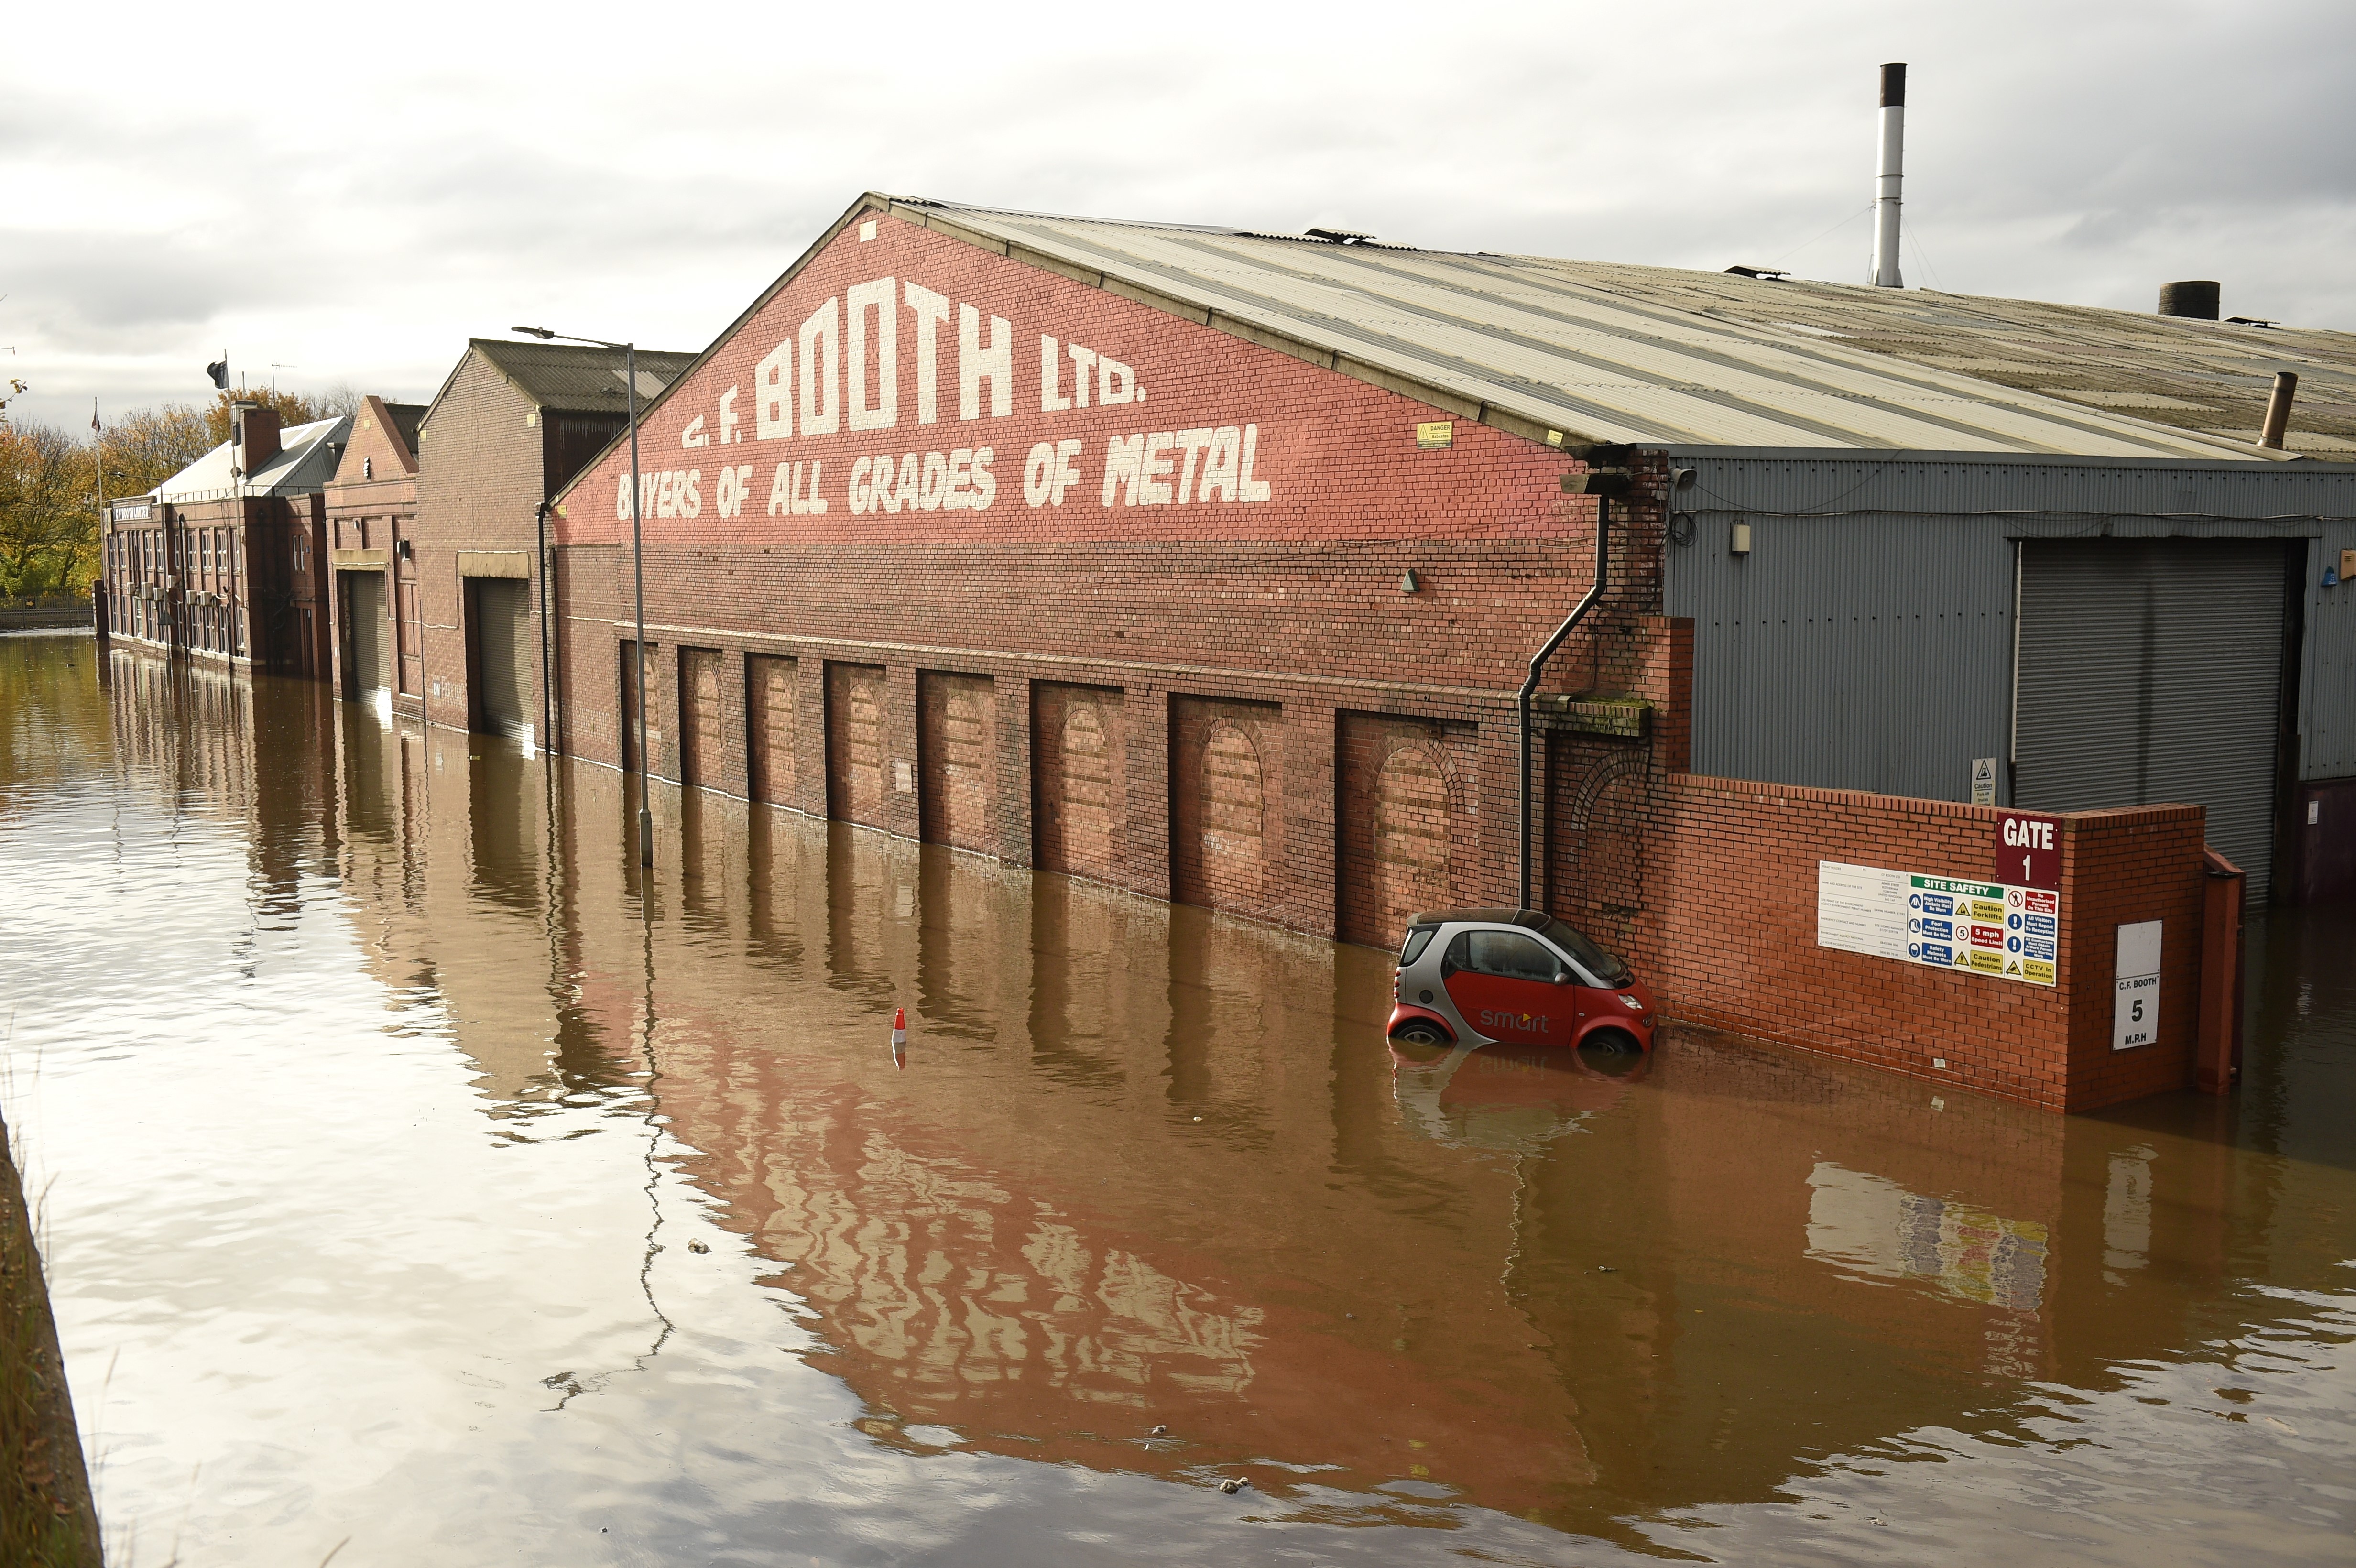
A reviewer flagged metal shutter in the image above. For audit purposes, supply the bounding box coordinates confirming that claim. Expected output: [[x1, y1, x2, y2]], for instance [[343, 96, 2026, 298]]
[[348, 573, 386, 694], [474, 578, 531, 741], [2014, 540, 2288, 901]]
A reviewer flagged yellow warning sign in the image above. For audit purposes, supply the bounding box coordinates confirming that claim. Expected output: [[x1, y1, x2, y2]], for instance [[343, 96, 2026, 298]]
[[1416, 421, 1454, 449], [1969, 949, 2005, 975]]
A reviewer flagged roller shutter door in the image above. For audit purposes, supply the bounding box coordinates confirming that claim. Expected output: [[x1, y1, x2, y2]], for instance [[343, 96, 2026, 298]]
[[472, 578, 532, 742], [347, 573, 387, 694], [2014, 540, 2288, 901]]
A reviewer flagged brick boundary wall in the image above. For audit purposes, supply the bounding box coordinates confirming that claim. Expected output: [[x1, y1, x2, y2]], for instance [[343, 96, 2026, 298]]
[[1635, 776, 2208, 1111]]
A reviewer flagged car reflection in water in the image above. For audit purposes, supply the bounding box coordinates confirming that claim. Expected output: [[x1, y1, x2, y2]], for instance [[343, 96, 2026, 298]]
[[1388, 1037, 1649, 1154]]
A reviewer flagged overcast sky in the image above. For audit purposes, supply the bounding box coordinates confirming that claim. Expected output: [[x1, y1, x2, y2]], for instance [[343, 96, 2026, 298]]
[[5, 0, 2349, 433]]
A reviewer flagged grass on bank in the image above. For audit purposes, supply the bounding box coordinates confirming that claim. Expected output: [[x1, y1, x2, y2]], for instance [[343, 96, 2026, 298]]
[[0, 1112, 100, 1566]]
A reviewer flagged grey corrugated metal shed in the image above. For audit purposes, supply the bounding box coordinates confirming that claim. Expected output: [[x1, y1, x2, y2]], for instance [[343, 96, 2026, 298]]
[[441, 340, 700, 418], [882, 196, 2350, 462]]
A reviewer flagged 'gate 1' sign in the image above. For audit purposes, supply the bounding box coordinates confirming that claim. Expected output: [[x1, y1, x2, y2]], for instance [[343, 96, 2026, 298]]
[[1999, 812, 2061, 890], [2113, 920, 2162, 1050]]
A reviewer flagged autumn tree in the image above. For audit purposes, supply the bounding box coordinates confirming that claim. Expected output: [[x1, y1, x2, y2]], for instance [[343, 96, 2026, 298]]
[[0, 424, 97, 601], [99, 404, 214, 502], [0, 384, 358, 600]]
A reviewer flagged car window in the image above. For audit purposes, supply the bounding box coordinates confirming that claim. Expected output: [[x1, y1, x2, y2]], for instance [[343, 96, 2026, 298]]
[[1464, 930, 1560, 982], [1398, 926, 1436, 967], [1541, 917, 1630, 983]]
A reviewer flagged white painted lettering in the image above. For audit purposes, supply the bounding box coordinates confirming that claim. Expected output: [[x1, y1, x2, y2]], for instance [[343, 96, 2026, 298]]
[[1023, 442, 1056, 507], [1240, 423, 1271, 502], [847, 456, 872, 515], [1039, 335, 1070, 412], [959, 305, 1012, 420], [756, 341, 792, 440], [1137, 432, 1175, 505], [681, 414, 709, 449], [944, 447, 973, 510], [1198, 426, 1239, 502], [893, 452, 919, 513], [919, 450, 949, 511], [774, 462, 799, 517], [847, 277, 897, 432], [617, 472, 633, 520], [1102, 433, 1144, 507], [970, 446, 995, 510], [718, 385, 742, 445], [798, 298, 840, 436], [1052, 439, 1082, 505], [904, 282, 949, 425], [801, 460, 826, 515], [1067, 343, 1096, 409], [1173, 427, 1215, 503], [1099, 356, 1135, 406]]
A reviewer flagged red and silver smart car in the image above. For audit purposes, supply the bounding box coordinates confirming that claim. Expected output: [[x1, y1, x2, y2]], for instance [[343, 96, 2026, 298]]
[[1385, 908, 1657, 1052]]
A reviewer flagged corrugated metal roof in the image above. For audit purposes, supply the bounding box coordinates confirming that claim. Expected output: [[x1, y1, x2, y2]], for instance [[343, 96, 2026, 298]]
[[466, 339, 699, 414], [888, 197, 2354, 462], [154, 416, 351, 505]]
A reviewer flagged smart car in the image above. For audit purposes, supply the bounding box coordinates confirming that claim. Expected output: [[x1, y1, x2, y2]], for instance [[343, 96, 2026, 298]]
[[1385, 908, 1657, 1052]]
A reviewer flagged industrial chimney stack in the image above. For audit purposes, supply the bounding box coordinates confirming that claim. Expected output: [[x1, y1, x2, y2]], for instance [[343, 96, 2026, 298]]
[[1871, 62, 1907, 289]]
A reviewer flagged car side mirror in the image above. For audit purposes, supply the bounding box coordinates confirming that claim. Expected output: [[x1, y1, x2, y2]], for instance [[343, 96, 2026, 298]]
[[1552, 971, 1574, 985]]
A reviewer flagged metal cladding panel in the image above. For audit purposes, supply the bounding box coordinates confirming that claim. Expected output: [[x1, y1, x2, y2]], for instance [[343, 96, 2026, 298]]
[[2015, 541, 2288, 901], [916, 203, 2288, 459], [1663, 455, 2356, 841], [1668, 511, 2016, 800]]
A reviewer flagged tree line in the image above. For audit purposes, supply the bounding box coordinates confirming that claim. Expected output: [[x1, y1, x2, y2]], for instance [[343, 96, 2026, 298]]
[[0, 387, 358, 603]]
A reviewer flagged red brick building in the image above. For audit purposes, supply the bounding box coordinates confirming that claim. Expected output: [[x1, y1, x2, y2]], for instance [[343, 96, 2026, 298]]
[[527, 194, 2345, 1109], [101, 403, 346, 677], [321, 396, 424, 706], [373, 340, 695, 745]]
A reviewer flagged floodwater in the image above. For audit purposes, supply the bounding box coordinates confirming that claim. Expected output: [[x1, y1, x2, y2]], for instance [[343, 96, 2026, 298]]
[[1, 634, 2351, 1568]]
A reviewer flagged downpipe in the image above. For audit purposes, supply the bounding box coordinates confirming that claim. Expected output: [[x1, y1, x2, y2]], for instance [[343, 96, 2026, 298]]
[[1518, 461, 1632, 911]]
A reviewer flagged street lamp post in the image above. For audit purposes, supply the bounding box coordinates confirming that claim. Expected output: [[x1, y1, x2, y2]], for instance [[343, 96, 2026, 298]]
[[513, 326, 653, 869]]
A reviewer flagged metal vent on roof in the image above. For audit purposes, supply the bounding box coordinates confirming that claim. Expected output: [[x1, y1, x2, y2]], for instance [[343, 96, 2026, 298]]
[[2225, 316, 2279, 329], [1304, 226, 1375, 245], [1724, 265, 1791, 280]]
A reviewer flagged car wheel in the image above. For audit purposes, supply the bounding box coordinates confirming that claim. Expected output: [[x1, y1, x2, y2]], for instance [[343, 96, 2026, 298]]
[[1582, 1028, 1641, 1056], [1393, 1020, 1450, 1046]]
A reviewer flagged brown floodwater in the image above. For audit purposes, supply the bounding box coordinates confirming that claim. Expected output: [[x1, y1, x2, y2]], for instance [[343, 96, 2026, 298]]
[[2, 633, 2351, 1567]]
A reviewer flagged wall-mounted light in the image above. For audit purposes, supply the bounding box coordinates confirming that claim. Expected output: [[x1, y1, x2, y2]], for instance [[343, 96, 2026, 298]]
[[1399, 568, 1419, 594], [1730, 519, 1754, 555], [396, 539, 414, 562]]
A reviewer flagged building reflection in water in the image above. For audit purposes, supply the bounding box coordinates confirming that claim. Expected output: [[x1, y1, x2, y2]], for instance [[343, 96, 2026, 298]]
[[90, 651, 2356, 1541]]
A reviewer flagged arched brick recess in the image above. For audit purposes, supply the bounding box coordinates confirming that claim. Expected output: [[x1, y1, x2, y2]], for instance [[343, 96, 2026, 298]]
[[1337, 712, 1479, 948], [1549, 744, 1650, 950], [825, 661, 888, 827], [1034, 682, 1125, 881], [1171, 696, 1282, 919], [918, 671, 994, 851]]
